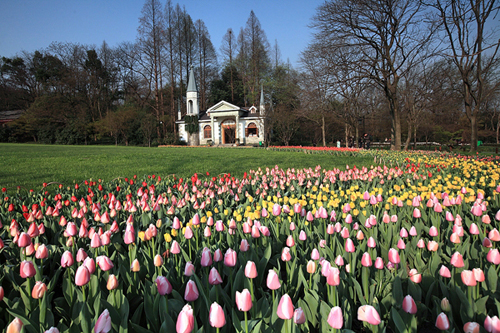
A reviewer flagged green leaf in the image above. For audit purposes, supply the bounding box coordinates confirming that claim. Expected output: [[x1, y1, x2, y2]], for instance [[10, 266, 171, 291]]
[[487, 265, 498, 292], [475, 295, 489, 315], [79, 302, 91, 333], [391, 308, 407, 333], [392, 276, 403, 306]]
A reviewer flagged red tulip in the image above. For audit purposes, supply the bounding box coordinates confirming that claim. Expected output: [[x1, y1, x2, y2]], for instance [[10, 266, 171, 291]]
[[402, 295, 417, 314], [236, 289, 252, 312], [184, 280, 199, 302], [20, 260, 36, 278], [0, 286, 4, 301], [176, 304, 194, 333], [327, 306, 343, 329], [435, 312, 450, 330], [358, 305, 381, 325], [75, 265, 90, 286], [95, 309, 112, 333], [209, 302, 226, 328]]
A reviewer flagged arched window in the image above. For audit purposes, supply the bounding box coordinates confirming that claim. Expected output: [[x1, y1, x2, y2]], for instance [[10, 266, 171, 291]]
[[188, 100, 193, 114], [246, 123, 258, 137], [203, 125, 212, 139]]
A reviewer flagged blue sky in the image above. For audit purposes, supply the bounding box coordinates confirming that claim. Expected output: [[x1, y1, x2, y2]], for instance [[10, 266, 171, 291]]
[[0, 0, 325, 66]]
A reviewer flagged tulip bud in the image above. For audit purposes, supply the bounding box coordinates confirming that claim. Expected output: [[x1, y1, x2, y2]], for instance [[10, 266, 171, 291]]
[[107, 274, 119, 291], [440, 298, 450, 312]]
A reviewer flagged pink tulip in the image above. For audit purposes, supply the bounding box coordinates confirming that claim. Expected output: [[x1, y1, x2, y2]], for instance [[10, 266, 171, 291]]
[[327, 267, 340, 286], [469, 223, 480, 235], [184, 226, 193, 239], [156, 276, 172, 295], [6, 318, 23, 333], [267, 270, 281, 290], [281, 247, 292, 261], [484, 237, 493, 248], [35, 244, 49, 259], [409, 269, 422, 283], [66, 222, 78, 237], [245, 261, 258, 279], [83, 257, 96, 274], [90, 233, 101, 248], [17, 232, 31, 248], [294, 307, 306, 325], [20, 260, 36, 278], [429, 226, 438, 237], [427, 240, 439, 251], [484, 315, 500, 333], [272, 203, 282, 216], [94, 309, 112, 333], [60, 251, 74, 268], [44, 327, 60, 333], [461, 270, 477, 286], [335, 255, 344, 266], [439, 265, 451, 278], [409, 226, 417, 236], [213, 249, 223, 262], [123, 224, 135, 244], [345, 214, 352, 224], [388, 248, 400, 264], [184, 280, 199, 302], [489, 228, 500, 242], [209, 302, 226, 328], [345, 238, 355, 253], [374, 257, 384, 270], [32, 281, 47, 299], [96, 255, 114, 271], [209, 267, 223, 285], [224, 248, 237, 267], [171, 240, 181, 254], [200, 248, 212, 267], [236, 289, 252, 312], [400, 228, 408, 238], [130, 259, 140, 272], [286, 235, 295, 247], [435, 312, 450, 330], [327, 306, 343, 329], [450, 251, 464, 268], [487, 249, 500, 265], [413, 208, 421, 218], [361, 252, 372, 267], [397, 238, 406, 249], [367, 237, 376, 248], [402, 295, 417, 314], [358, 305, 381, 325], [473, 268, 485, 282], [176, 304, 194, 333], [463, 322, 480, 333], [75, 265, 90, 286], [107, 274, 118, 291], [299, 230, 307, 241], [277, 294, 294, 320]]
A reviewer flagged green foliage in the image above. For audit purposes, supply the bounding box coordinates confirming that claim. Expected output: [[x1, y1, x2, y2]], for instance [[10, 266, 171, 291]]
[[184, 115, 199, 134]]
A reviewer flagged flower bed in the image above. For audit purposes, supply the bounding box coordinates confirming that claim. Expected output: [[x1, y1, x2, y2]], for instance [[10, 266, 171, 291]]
[[1, 151, 499, 333]]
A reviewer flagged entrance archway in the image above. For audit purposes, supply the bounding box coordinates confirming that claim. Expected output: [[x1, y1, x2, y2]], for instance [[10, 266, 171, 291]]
[[221, 119, 236, 144]]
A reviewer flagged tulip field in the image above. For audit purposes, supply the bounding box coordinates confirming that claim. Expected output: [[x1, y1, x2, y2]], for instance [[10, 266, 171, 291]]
[[1, 147, 500, 333]]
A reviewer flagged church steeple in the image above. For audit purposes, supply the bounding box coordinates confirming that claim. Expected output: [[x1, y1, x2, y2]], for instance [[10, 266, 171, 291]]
[[186, 66, 199, 115]]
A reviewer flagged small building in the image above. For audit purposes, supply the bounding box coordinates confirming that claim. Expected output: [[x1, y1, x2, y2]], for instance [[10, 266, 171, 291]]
[[177, 67, 265, 146], [0, 110, 24, 125]]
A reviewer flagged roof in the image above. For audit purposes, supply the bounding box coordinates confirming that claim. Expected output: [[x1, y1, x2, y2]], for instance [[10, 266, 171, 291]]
[[187, 66, 198, 92], [0, 110, 24, 124]]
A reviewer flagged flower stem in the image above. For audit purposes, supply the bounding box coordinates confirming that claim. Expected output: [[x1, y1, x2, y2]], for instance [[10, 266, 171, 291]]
[[244, 311, 249, 333]]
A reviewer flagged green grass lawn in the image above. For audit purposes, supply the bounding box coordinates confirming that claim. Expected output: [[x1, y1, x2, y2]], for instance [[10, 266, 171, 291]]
[[0, 143, 375, 190]]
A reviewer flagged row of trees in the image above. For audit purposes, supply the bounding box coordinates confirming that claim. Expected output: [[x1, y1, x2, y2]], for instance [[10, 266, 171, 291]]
[[1, 0, 499, 151]]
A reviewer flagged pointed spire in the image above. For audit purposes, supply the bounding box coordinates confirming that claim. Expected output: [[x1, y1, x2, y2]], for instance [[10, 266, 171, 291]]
[[187, 65, 198, 92]]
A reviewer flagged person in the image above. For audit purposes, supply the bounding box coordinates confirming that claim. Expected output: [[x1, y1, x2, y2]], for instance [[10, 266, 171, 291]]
[[363, 133, 371, 149]]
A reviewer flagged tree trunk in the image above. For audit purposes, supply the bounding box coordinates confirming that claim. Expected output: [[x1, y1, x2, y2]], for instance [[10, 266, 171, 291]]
[[470, 110, 478, 152], [404, 123, 411, 151], [321, 115, 326, 147]]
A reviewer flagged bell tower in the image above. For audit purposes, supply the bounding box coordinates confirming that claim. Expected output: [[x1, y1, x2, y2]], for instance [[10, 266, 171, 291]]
[[186, 66, 199, 116]]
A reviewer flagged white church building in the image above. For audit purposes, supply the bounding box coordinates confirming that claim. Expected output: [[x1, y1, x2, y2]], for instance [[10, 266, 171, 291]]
[[177, 67, 266, 146]]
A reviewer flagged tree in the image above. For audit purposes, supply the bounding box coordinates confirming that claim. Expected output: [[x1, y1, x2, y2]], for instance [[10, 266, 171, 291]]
[[236, 11, 270, 106], [311, 0, 434, 150], [137, 0, 165, 139], [220, 28, 238, 104], [195, 19, 218, 111], [430, 0, 500, 152]]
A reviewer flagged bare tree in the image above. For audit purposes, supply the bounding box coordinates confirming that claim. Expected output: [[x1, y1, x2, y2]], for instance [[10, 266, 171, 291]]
[[430, 0, 500, 152], [220, 28, 238, 103], [311, 0, 435, 150]]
